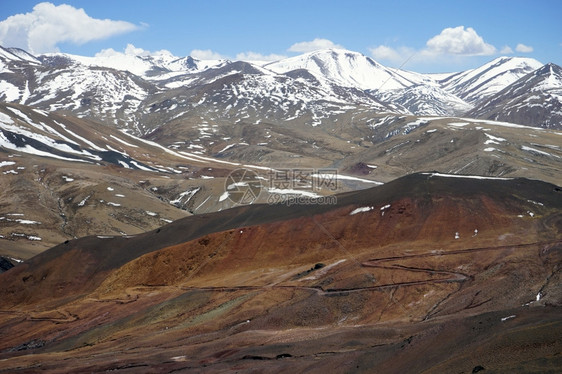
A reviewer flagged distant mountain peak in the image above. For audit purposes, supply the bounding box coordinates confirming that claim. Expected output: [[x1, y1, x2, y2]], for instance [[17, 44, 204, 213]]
[[439, 55, 544, 105], [264, 48, 415, 91], [467, 61, 562, 128], [0, 44, 559, 129], [0, 46, 40, 64], [536, 62, 562, 74], [488, 55, 542, 65]]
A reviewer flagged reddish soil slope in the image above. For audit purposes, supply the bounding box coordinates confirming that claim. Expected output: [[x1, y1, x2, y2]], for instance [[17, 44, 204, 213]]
[[0, 173, 560, 373]]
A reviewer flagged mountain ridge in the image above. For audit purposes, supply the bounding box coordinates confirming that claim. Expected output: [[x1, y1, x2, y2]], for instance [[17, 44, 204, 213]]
[[439, 56, 544, 104], [2, 45, 559, 130], [468, 62, 562, 128], [0, 172, 560, 372]]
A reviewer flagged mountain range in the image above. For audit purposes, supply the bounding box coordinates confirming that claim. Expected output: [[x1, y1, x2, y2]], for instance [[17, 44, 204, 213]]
[[0, 44, 561, 373], [1, 46, 560, 132], [1, 45, 561, 259]]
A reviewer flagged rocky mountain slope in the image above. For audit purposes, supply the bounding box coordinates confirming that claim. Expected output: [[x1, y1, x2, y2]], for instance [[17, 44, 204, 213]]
[[374, 84, 473, 116], [439, 56, 544, 104], [468, 62, 562, 129], [264, 49, 428, 91], [1, 45, 560, 131], [2, 98, 561, 260], [0, 43, 561, 373], [0, 173, 560, 372], [0, 101, 192, 257], [0, 101, 385, 259]]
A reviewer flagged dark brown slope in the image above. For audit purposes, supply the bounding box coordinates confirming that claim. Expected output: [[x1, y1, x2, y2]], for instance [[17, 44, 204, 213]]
[[0, 173, 560, 373], [3, 173, 560, 305]]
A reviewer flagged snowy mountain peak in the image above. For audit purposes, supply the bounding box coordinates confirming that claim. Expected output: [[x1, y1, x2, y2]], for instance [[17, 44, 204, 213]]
[[0, 44, 559, 129], [6, 47, 41, 64], [376, 83, 472, 116], [0, 46, 40, 64], [467, 62, 562, 129], [265, 48, 415, 91], [483, 56, 545, 81], [495, 62, 562, 93], [440, 56, 543, 104], [487, 55, 542, 68], [38, 50, 227, 79], [523, 62, 562, 91], [302, 48, 381, 65], [535, 62, 562, 79]]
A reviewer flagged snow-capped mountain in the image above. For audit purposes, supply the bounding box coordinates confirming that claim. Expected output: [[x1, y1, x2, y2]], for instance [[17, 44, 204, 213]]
[[0, 102, 174, 170], [1, 98, 561, 258], [375, 84, 472, 116], [132, 59, 409, 138], [0, 46, 41, 65], [1, 47, 406, 132], [0, 45, 559, 130], [439, 56, 543, 105], [41, 50, 227, 79], [468, 63, 562, 129], [1, 49, 161, 131], [264, 49, 427, 91]]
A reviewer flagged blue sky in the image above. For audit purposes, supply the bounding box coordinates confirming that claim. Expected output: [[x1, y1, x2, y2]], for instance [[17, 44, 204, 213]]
[[0, 0, 561, 73]]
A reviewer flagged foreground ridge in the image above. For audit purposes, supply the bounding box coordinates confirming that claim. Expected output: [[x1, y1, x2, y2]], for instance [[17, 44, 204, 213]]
[[0, 173, 560, 372]]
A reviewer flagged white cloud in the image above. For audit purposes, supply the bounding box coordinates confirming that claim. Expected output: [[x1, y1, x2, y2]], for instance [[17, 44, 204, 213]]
[[426, 26, 496, 55], [124, 44, 150, 56], [500, 45, 514, 54], [190, 49, 285, 62], [288, 38, 345, 53], [0, 2, 140, 54], [235, 51, 286, 62], [369, 45, 415, 65], [515, 43, 533, 53], [95, 44, 172, 58], [94, 47, 121, 57], [190, 49, 227, 60], [369, 44, 430, 65], [369, 26, 499, 66], [369, 45, 403, 62]]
